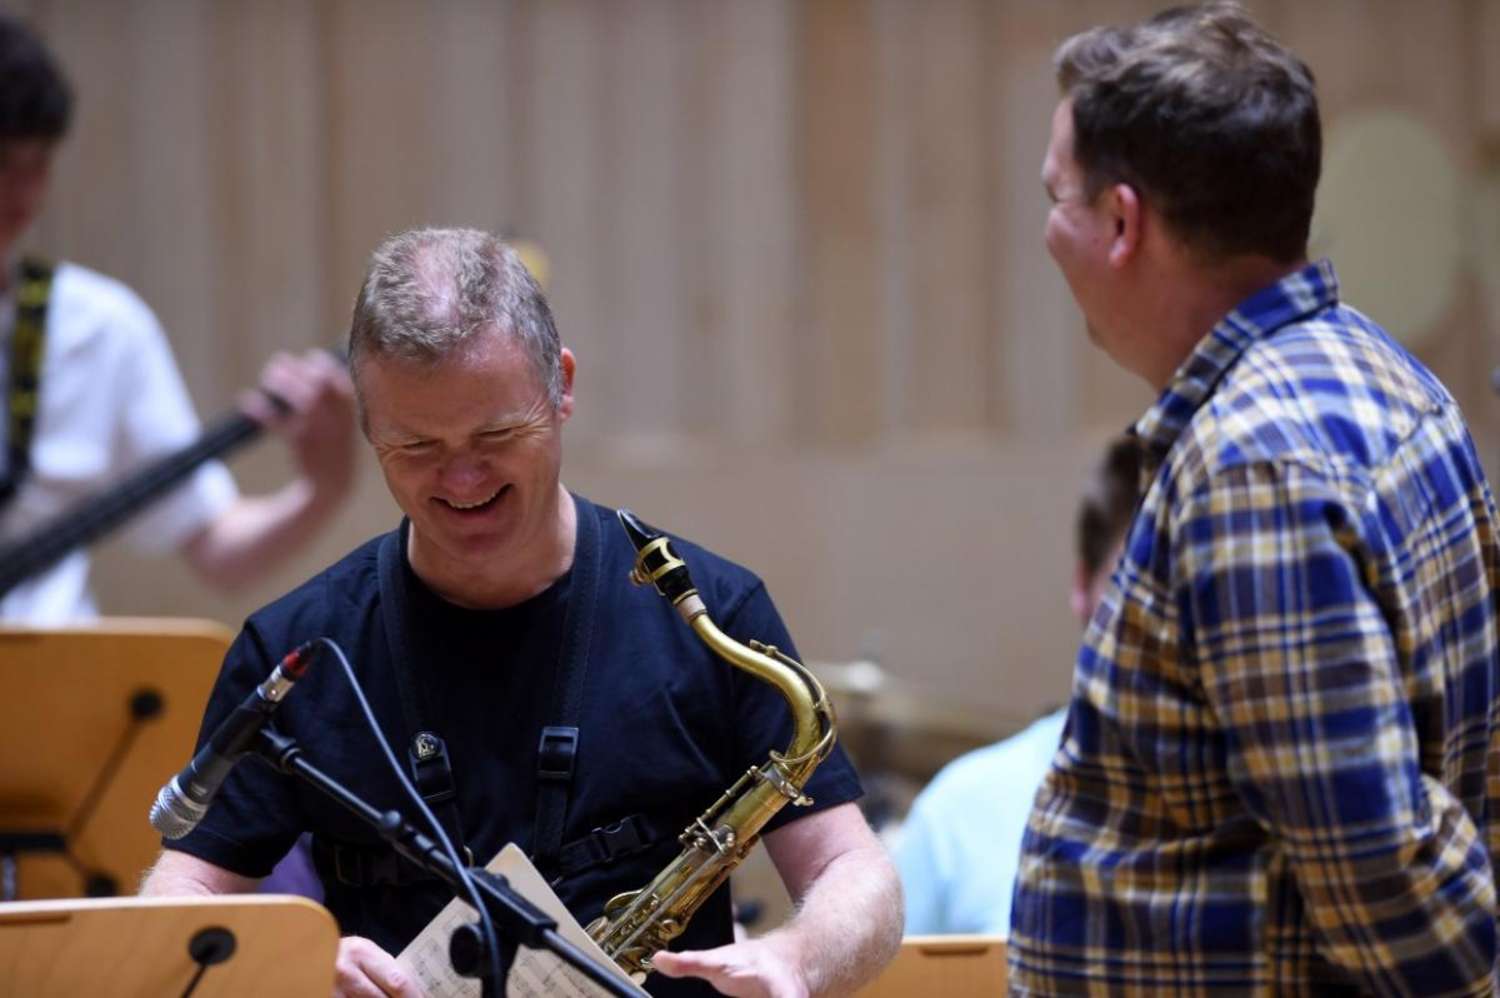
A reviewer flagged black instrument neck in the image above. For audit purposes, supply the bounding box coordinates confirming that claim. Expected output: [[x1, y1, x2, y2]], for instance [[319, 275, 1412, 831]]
[[0, 412, 263, 598]]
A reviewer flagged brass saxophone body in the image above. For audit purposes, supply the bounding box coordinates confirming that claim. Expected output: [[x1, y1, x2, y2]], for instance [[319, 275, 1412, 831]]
[[587, 510, 838, 980]]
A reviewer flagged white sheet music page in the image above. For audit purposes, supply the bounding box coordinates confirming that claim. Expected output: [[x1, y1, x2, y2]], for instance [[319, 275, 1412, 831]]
[[396, 843, 648, 997]]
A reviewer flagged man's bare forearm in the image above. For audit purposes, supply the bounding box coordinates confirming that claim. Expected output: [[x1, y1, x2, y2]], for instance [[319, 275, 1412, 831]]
[[139, 848, 258, 897], [763, 844, 904, 995]]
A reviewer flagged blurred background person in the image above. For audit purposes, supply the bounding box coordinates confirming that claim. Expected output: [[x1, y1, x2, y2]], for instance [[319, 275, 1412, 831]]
[[894, 435, 1139, 936], [0, 10, 357, 626]]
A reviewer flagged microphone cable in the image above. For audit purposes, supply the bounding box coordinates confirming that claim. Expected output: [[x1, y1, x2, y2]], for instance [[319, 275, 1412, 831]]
[[316, 637, 505, 991]]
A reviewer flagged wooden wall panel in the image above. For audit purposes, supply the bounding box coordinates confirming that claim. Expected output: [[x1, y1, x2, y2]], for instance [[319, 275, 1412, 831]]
[[675, 0, 731, 442], [990, 5, 1084, 438], [902, 0, 994, 436], [872, 0, 913, 440], [429, 2, 516, 234], [1482, 0, 1500, 137], [322, 1, 445, 310], [514, 0, 609, 449], [596, 0, 688, 443], [130, 1, 218, 395], [699, 0, 798, 447], [209, 2, 329, 377], [0, 0, 1487, 733], [799, 0, 884, 449]]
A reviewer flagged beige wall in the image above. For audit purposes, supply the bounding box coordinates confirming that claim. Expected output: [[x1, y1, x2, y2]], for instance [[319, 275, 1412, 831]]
[[13, 0, 1499, 742]]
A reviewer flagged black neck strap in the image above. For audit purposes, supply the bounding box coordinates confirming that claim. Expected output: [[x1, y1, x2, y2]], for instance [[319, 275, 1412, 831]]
[[532, 493, 600, 868], [377, 518, 435, 745], [377, 519, 469, 852], [1, 257, 54, 510]]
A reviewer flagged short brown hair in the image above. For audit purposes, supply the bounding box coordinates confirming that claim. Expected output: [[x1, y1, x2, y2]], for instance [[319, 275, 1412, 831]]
[[1054, 2, 1319, 263], [1076, 437, 1141, 577]]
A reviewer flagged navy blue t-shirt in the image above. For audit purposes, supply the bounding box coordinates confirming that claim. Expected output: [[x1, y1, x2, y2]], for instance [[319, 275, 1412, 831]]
[[166, 495, 862, 995]]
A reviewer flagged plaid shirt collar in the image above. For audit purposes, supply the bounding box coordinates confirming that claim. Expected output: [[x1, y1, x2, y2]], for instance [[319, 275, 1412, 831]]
[[1131, 258, 1340, 486]]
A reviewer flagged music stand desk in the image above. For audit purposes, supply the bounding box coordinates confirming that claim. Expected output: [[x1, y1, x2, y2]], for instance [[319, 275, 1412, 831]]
[[857, 934, 1007, 996], [0, 894, 337, 996], [0, 618, 233, 899]]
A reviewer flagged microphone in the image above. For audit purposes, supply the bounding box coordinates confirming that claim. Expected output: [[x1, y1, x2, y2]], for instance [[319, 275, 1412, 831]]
[[149, 641, 317, 839]]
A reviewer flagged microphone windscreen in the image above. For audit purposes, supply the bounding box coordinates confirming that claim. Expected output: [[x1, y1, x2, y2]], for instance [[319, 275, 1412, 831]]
[[149, 778, 207, 840]]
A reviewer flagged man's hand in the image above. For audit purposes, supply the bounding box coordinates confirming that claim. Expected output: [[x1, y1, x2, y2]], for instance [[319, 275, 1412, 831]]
[[185, 348, 357, 590], [705, 804, 902, 996], [651, 939, 809, 998], [334, 936, 425, 998], [240, 348, 357, 503]]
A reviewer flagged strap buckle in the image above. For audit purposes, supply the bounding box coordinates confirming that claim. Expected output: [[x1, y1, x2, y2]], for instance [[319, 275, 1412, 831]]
[[409, 730, 456, 805], [331, 844, 362, 886], [537, 725, 579, 783], [590, 816, 645, 862]]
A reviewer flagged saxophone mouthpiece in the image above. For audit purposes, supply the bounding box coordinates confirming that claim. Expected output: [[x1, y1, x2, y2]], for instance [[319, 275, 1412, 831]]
[[616, 509, 698, 605], [617, 509, 662, 553]]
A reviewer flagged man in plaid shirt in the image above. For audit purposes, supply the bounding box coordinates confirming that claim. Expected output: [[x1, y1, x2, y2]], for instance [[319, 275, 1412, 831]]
[[1013, 3, 1500, 994]]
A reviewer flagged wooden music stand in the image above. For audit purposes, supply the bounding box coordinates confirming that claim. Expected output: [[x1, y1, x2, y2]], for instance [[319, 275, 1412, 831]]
[[0, 894, 337, 996], [856, 935, 1007, 996], [0, 619, 233, 900]]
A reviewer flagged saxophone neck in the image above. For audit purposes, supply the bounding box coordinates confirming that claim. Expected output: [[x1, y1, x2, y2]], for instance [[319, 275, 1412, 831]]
[[616, 508, 833, 763], [687, 610, 835, 773]]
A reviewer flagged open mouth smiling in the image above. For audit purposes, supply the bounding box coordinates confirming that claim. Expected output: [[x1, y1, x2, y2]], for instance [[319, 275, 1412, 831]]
[[435, 484, 509, 514]]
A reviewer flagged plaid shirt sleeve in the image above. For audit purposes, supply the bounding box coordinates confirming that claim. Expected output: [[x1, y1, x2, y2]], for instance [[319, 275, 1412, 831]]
[[1176, 458, 1497, 995]]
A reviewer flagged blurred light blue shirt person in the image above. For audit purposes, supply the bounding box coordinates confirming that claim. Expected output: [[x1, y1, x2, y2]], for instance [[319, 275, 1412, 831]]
[[894, 438, 1139, 936], [896, 709, 1067, 934]]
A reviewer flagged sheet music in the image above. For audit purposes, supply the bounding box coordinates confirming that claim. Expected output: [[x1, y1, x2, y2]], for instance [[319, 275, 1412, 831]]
[[397, 843, 648, 997]]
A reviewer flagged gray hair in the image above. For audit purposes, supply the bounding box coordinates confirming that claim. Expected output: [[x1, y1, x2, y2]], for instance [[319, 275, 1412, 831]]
[[347, 227, 563, 406]]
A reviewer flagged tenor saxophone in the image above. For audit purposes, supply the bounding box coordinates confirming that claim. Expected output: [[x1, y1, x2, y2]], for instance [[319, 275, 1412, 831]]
[[587, 510, 838, 980]]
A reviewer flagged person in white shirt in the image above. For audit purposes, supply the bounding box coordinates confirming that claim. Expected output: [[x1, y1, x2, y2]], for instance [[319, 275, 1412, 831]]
[[894, 436, 1140, 935], [0, 10, 356, 624]]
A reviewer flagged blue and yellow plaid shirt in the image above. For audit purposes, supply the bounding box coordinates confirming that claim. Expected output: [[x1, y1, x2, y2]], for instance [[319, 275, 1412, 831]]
[[1010, 261, 1500, 996]]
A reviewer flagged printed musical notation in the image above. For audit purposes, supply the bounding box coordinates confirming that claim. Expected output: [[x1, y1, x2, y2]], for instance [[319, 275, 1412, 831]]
[[398, 844, 646, 997]]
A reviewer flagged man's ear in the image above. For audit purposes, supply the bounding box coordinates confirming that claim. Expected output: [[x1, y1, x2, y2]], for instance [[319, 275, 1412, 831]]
[[1105, 182, 1143, 269], [557, 347, 577, 422], [1070, 561, 1091, 628]]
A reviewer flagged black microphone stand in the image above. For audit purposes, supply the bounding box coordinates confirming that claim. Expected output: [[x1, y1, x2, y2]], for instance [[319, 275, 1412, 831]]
[[253, 727, 636, 998]]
